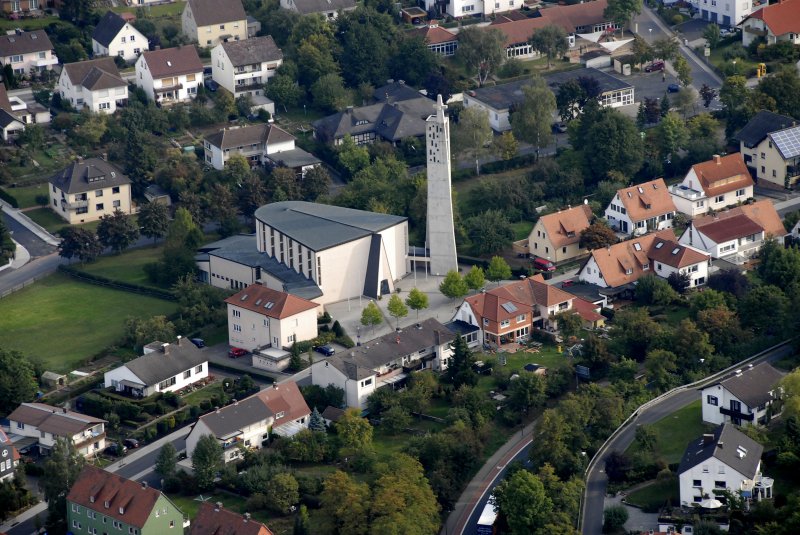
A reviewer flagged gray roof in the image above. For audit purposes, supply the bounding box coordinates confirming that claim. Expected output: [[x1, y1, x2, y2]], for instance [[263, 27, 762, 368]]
[[123, 338, 207, 386], [266, 148, 320, 169], [220, 35, 282, 67], [186, 0, 246, 26], [769, 125, 800, 159], [205, 123, 294, 150], [712, 362, 784, 409], [92, 11, 128, 48], [470, 67, 631, 111], [324, 356, 375, 381], [678, 423, 763, 478], [254, 201, 406, 252], [198, 395, 271, 439], [336, 318, 456, 371], [63, 58, 125, 91], [289, 0, 356, 14], [49, 157, 131, 195], [312, 96, 434, 144], [0, 30, 54, 57], [0, 109, 22, 129], [373, 81, 423, 103], [444, 320, 480, 336], [735, 110, 795, 147]]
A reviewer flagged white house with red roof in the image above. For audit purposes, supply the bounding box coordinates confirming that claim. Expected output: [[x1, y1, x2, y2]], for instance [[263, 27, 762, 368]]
[[604, 178, 677, 235], [669, 154, 755, 217], [741, 0, 800, 46], [0, 429, 20, 482], [225, 283, 320, 351]]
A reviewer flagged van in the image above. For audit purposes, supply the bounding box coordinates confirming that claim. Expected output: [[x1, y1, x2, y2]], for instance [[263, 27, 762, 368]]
[[532, 257, 556, 272]]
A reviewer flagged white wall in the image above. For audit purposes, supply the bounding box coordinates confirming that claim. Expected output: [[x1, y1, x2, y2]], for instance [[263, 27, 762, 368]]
[[135, 55, 202, 104], [227, 304, 318, 351], [104, 366, 144, 391], [463, 94, 509, 132], [578, 256, 608, 287], [207, 256, 257, 290], [312, 360, 376, 409], [679, 457, 755, 507], [92, 24, 147, 62], [653, 257, 709, 287]]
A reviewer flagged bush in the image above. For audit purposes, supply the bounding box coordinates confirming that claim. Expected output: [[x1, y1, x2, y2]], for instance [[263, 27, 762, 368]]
[[331, 320, 344, 337], [0, 188, 19, 208], [317, 312, 332, 324], [603, 505, 629, 533]]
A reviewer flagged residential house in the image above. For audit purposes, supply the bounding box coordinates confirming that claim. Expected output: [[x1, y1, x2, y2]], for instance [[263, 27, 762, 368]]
[[48, 156, 133, 224], [92, 11, 149, 62], [696, 0, 761, 27], [225, 282, 319, 351], [527, 204, 593, 263], [196, 201, 409, 305], [279, 0, 356, 19], [0, 106, 24, 141], [0, 429, 20, 482], [678, 200, 787, 263], [750, 123, 800, 188], [0, 83, 50, 129], [670, 154, 755, 217], [407, 21, 458, 57], [0, 29, 57, 76], [203, 123, 321, 178], [211, 36, 283, 101], [67, 465, 186, 535], [185, 382, 310, 463], [604, 178, 676, 235], [735, 110, 795, 174], [792, 219, 800, 242], [678, 424, 772, 507], [7, 403, 106, 457], [463, 67, 633, 132], [58, 57, 128, 114], [740, 0, 800, 46], [135, 46, 204, 105], [247, 16, 261, 38], [190, 502, 274, 535], [104, 336, 208, 398], [579, 229, 711, 289], [701, 362, 784, 427], [182, 0, 247, 48], [1, 0, 43, 15], [310, 318, 456, 409]]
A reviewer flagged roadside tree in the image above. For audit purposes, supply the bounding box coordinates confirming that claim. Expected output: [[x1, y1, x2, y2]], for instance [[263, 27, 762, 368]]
[[387, 293, 409, 329], [464, 265, 486, 291], [486, 255, 512, 284], [360, 301, 383, 333], [97, 209, 140, 254], [494, 469, 553, 533], [57, 227, 103, 264], [137, 201, 169, 245], [453, 106, 493, 175], [192, 434, 223, 491], [604, 0, 642, 37], [40, 439, 85, 535], [439, 270, 469, 300]]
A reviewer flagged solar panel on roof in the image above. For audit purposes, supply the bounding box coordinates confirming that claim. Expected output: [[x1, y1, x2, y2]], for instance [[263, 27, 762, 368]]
[[500, 302, 518, 313], [771, 126, 800, 159]]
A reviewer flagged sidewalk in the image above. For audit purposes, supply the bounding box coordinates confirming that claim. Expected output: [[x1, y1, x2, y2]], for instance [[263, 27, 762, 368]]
[[0, 239, 30, 273], [0, 201, 60, 247]]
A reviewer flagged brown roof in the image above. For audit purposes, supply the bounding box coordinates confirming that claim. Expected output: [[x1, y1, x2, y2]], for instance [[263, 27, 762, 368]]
[[63, 58, 125, 91], [67, 466, 170, 528], [141, 46, 203, 78], [745, 0, 800, 37], [465, 273, 575, 322], [538, 204, 593, 249], [690, 154, 754, 197], [489, 16, 554, 47], [586, 229, 676, 288], [489, 0, 610, 47], [571, 297, 604, 322], [205, 124, 295, 150], [407, 23, 458, 45], [647, 237, 710, 269], [527, 274, 575, 307], [186, 0, 246, 26], [739, 200, 786, 238], [692, 200, 786, 242], [190, 502, 273, 535], [464, 291, 530, 324], [0, 84, 11, 112], [0, 29, 54, 57], [7, 403, 106, 437], [258, 382, 310, 428], [615, 178, 676, 223], [225, 284, 319, 319], [549, 0, 610, 29]]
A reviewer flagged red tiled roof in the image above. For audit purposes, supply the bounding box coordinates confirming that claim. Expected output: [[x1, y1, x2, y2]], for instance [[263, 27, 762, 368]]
[[745, 0, 800, 37], [190, 502, 273, 535], [571, 297, 604, 322], [615, 178, 676, 223], [464, 292, 530, 324], [489, 16, 554, 47], [225, 284, 319, 320], [586, 229, 676, 288], [692, 200, 786, 242], [407, 23, 458, 45], [690, 154, 753, 197], [489, 0, 611, 47], [255, 381, 310, 429], [538, 204, 593, 249], [647, 237, 710, 269]]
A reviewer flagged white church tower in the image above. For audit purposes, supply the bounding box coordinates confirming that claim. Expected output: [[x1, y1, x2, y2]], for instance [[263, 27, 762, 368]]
[[425, 95, 458, 276]]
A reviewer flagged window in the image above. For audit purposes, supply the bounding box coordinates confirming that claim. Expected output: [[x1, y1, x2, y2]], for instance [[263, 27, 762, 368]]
[[112, 187, 120, 194], [761, 152, 765, 159], [483, 318, 489, 326], [96, 203, 104, 211], [121, 37, 126, 43], [158, 377, 177, 390], [736, 188, 746, 197], [130, 35, 135, 42], [113, 200, 120, 208], [99, 102, 111, 110], [219, 24, 225, 29], [169, 521, 175, 529], [693, 479, 702, 487], [233, 324, 242, 332], [707, 395, 718, 406], [772, 169, 777, 178], [715, 480, 727, 489], [233, 310, 241, 318], [361, 378, 373, 387], [702, 465, 709, 473], [195, 364, 203, 373], [183, 370, 191, 379], [10, 55, 22, 63], [276, 411, 285, 419], [287, 333, 296, 343], [95, 190, 103, 198], [517, 314, 525, 323], [715, 195, 724, 203], [719, 465, 726, 474], [500, 319, 510, 328]]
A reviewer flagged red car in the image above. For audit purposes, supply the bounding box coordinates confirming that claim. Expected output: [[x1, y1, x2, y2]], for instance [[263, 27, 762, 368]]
[[228, 347, 248, 358], [645, 60, 665, 72]]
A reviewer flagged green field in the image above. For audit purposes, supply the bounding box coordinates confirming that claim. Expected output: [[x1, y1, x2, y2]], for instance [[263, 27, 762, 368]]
[[76, 246, 166, 288], [0, 273, 178, 372], [626, 400, 712, 464], [625, 476, 679, 511], [2, 184, 48, 209], [113, 1, 185, 17], [0, 15, 58, 32]]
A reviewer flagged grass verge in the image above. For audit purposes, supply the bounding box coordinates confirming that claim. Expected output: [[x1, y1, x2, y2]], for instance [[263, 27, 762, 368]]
[[625, 476, 679, 512], [626, 399, 711, 465], [3, 184, 48, 209]]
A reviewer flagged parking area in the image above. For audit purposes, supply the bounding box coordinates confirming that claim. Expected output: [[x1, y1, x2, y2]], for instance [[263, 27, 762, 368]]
[[675, 18, 712, 40]]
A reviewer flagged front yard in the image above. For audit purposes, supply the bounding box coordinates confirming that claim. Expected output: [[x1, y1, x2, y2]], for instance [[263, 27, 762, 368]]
[[625, 399, 710, 464]]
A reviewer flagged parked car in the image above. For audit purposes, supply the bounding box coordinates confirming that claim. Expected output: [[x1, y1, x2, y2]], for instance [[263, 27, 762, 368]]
[[561, 279, 574, 288], [667, 83, 681, 93], [314, 345, 335, 357], [123, 438, 139, 449], [205, 79, 219, 92], [190, 338, 205, 348], [228, 347, 248, 358], [645, 60, 665, 72], [105, 444, 127, 457], [532, 257, 556, 272], [551, 122, 568, 133]]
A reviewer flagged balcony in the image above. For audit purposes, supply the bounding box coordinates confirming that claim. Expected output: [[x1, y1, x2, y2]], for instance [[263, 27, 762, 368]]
[[719, 406, 754, 421], [35, 56, 58, 68], [65, 199, 88, 210], [234, 81, 264, 93], [744, 26, 768, 36], [669, 183, 705, 200]]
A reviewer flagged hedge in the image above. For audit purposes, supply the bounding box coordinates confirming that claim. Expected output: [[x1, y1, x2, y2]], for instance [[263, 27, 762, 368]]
[[0, 188, 19, 208], [58, 264, 177, 301], [453, 153, 540, 182]]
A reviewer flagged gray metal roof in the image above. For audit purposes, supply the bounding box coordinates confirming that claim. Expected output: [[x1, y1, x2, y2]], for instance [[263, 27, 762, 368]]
[[769, 125, 800, 159], [122, 338, 207, 386], [220, 35, 282, 67], [714, 362, 784, 409], [49, 157, 131, 195], [735, 110, 795, 148], [254, 201, 406, 252], [678, 423, 763, 478], [266, 148, 321, 169]]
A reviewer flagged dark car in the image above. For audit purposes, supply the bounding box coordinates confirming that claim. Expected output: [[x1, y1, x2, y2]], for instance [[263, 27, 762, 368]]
[[190, 338, 205, 348], [105, 444, 127, 457], [667, 83, 681, 93], [205, 79, 219, 92], [560, 279, 574, 288], [123, 438, 139, 449], [645, 60, 665, 72], [551, 122, 568, 134], [229, 347, 248, 358], [532, 257, 556, 272], [314, 345, 335, 357]]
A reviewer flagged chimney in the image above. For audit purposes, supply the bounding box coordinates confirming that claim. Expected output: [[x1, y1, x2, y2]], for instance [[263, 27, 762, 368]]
[[713, 154, 721, 165], [102, 153, 107, 161], [177, 335, 182, 344], [161, 343, 169, 354], [273, 383, 278, 390], [345, 106, 353, 113], [141, 481, 148, 489], [416, 323, 422, 329], [244, 513, 251, 522], [702, 433, 714, 446], [215, 502, 222, 511], [76, 155, 83, 164]]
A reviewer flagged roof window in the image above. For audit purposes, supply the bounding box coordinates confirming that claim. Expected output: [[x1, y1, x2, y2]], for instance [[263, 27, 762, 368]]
[[672, 248, 680, 255], [240, 294, 248, 301], [633, 243, 642, 251]]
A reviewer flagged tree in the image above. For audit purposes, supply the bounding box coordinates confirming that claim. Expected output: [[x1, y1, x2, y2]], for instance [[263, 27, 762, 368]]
[[645, 349, 678, 392], [612, 307, 662, 360], [783, 368, 800, 421], [381, 405, 412, 433], [660, 92, 671, 118], [579, 107, 644, 183], [154, 443, 177, 480], [456, 26, 506, 86], [530, 25, 568, 68], [337, 135, 371, 177], [511, 78, 556, 155], [301, 165, 330, 201], [320, 471, 370, 535], [444, 336, 478, 388], [466, 210, 514, 255], [603, 505, 629, 533], [97, 209, 140, 254], [192, 434, 223, 491], [672, 318, 714, 372], [486, 256, 512, 284], [464, 265, 486, 291], [237, 174, 268, 218], [654, 112, 689, 160], [294, 504, 310, 535], [370, 455, 440, 534], [439, 270, 469, 300], [631, 36, 655, 66], [493, 131, 519, 160], [387, 293, 409, 329], [604, 0, 642, 37], [740, 285, 790, 336], [265, 472, 299, 513], [555, 311, 582, 340], [0, 348, 37, 415], [635, 274, 678, 305], [757, 68, 800, 119], [674, 55, 693, 87], [266, 74, 302, 109], [454, 106, 493, 174], [390, 35, 439, 87], [57, 227, 102, 264], [579, 221, 617, 250], [667, 271, 691, 294], [137, 201, 169, 245], [405, 287, 429, 319], [310, 73, 349, 113], [335, 408, 373, 452], [360, 301, 383, 333], [508, 372, 546, 415], [146, 207, 204, 286], [703, 23, 721, 49], [0, 220, 16, 266], [40, 438, 85, 535], [125, 315, 176, 351], [494, 469, 553, 534], [309, 407, 327, 432], [653, 37, 680, 61]]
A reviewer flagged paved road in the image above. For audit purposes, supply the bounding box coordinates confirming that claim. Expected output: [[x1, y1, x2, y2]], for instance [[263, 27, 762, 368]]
[[0, 252, 64, 295], [2, 211, 56, 258], [580, 342, 793, 534]]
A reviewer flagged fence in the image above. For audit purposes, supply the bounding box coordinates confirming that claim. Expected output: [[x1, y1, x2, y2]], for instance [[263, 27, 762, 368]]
[[0, 273, 50, 299], [57, 264, 177, 301]]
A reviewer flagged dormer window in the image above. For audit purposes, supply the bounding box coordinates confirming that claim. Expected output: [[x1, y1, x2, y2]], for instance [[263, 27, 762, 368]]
[[90, 496, 95, 503], [119, 507, 124, 515], [625, 268, 633, 275], [276, 411, 285, 419], [104, 501, 109, 508]]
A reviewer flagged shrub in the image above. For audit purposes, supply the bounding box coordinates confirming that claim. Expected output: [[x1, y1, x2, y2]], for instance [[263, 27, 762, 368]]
[[144, 426, 157, 441], [156, 420, 168, 435], [603, 505, 629, 533]]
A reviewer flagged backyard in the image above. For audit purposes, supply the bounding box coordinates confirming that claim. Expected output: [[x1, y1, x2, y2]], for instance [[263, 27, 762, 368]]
[[625, 399, 710, 464], [0, 272, 178, 372]]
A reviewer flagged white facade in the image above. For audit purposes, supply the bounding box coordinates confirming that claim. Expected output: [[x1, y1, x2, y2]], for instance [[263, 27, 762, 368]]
[[697, 0, 754, 26], [135, 55, 202, 105], [57, 69, 128, 115], [679, 452, 757, 506], [741, 12, 800, 46], [679, 225, 764, 262], [577, 256, 608, 287], [92, 23, 148, 62], [181, 2, 247, 48], [0, 32, 58, 75], [605, 195, 675, 235], [670, 168, 754, 217], [204, 129, 295, 170], [210, 42, 281, 99], [226, 303, 319, 351], [428, 0, 519, 18], [103, 360, 208, 398], [311, 359, 377, 409], [0, 113, 24, 141], [701, 384, 772, 427], [8, 410, 105, 458], [186, 418, 271, 464]]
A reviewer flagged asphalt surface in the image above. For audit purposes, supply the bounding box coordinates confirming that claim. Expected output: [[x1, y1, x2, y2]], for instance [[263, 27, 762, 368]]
[[2, 211, 56, 258]]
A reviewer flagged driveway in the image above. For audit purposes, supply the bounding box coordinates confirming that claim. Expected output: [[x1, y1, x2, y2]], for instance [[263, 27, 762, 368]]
[[2, 211, 56, 258], [674, 18, 712, 41]]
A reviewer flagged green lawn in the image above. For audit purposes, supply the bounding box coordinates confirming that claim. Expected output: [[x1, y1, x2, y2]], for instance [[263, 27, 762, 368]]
[[169, 492, 294, 534], [8, 147, 69, 183], [626, 400, 712, 465], [625, 476, 679, 512], [0, 273, 178, 372], [511, 220, 534, 241], [2, 184, 48, 209], [113, 1, 185, 17], [0, 15, 59, 32], [76, 246, 167, 289], [182, 383, 224, 406]]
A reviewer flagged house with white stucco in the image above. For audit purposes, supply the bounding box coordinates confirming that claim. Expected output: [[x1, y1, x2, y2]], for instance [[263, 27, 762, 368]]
[[701, 362, 784, 427], [669, 154, 754, 217], [604, 178, 676, 236], [92, 11, 148, 62]]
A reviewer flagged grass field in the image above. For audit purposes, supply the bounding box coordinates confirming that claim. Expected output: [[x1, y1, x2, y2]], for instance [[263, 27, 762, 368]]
[[76, 245, 167, 288], [8, 147, 68, 183], [113, 1, 185, 17], [0, 273, 178, 372], [2, 184, 48, 209], [511, 220, 534, 241], [625, 476, 679, 512], [626, 400, 712, 465], [0, 15, 58, 32]]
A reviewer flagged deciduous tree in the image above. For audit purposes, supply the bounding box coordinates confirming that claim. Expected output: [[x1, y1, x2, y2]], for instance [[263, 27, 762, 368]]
[[405, 287, 429, 319], [454, 106, 493, 174], [530, 25, 568, 68], [370, 454, 440, 534], [466, 209, 514, 256], [335, 408, 373, 452], [604, 0, 642, 37], [645, 349, 678, 392], [456, 27, 506, 86], [57, 227, 102, 264], [0, 348, 37, 416], [360, 301, 383, 333], [310, 73, 349, 113], [511, 78, 556, 153], [40, 439, 85, 535], [494, 469, 553, 533], [264, 472, 299, 514], [486, 255, 512, 284], [699, 84, 718, 108], [97, 209, 140, 254], [320, 471, 369, 535], [0, 220, 15, 265], [508, 371, 547, 415], [703, 23, 721, 49], [192, 435, 223, 491], [137, 201, 169, 245], [439, 270, 469, 300], [493, 131, 519, 160], [464, 265, 486, 291], [387, 293, 409, 329], [154, 443, 177, 480], [579, 221, 617, 250]]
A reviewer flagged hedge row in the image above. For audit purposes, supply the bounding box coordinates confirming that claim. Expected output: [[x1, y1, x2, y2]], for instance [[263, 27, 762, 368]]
[[0, 188, 19, 208], [58, 264, 177, 301], [453, 153, 540, 182]]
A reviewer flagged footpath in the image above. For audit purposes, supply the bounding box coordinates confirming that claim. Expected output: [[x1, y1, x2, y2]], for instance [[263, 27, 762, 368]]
[[0, 200, 60, 247]]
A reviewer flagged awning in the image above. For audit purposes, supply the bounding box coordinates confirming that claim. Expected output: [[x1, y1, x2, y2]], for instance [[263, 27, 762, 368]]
[[599, 39, 634, 53], [272, 421, 306, 438], [576, 31, 605, 43]]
